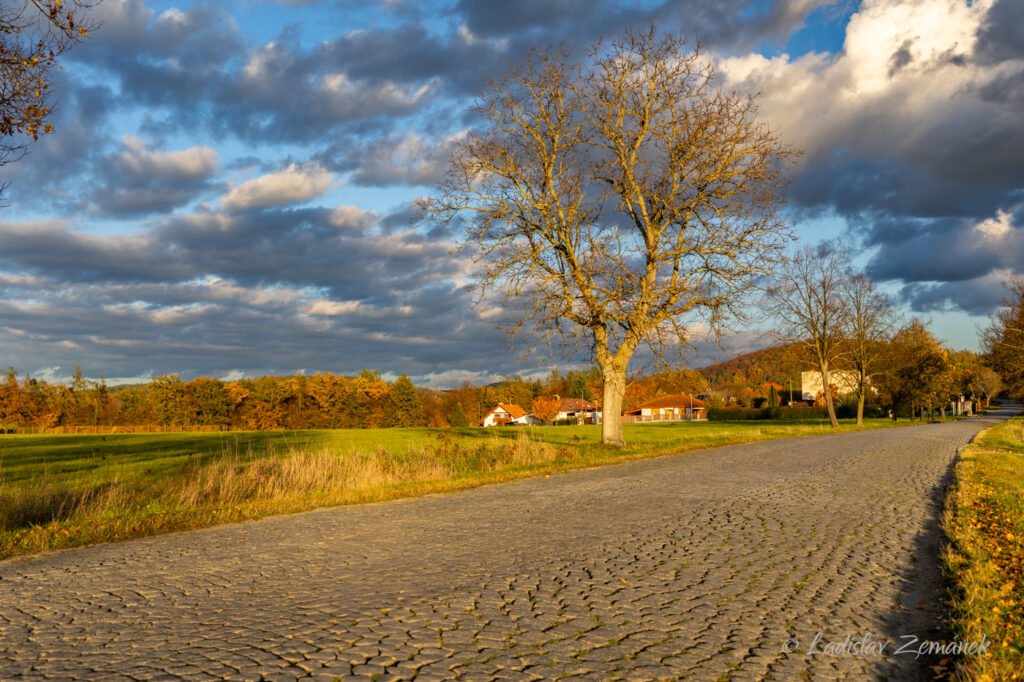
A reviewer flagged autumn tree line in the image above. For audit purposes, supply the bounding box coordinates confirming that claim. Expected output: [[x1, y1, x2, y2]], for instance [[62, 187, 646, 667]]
[[0, 367, 624, 432]]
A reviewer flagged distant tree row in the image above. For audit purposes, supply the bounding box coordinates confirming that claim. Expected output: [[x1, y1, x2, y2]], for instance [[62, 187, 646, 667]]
[[0, 366, 623, 431], [0, 309, 1010, 432], [0, 369, 427, 431]]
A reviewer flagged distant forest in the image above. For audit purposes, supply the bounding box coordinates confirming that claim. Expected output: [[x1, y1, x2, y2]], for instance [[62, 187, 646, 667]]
[[0, 339, 991, 431]]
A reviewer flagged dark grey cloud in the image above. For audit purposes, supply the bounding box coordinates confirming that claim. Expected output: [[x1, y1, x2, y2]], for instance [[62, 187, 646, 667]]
[[976, 0, 1024, 64], [864, 213, 1024, 285], [888, 38, 915, 77], [455, 0, 818, 52], [901, 273, 1015, 316], [0, 201, 509, 384]]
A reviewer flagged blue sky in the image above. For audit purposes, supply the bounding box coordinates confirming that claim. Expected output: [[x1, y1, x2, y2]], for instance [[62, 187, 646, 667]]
[[1, 0, 1022, 387]]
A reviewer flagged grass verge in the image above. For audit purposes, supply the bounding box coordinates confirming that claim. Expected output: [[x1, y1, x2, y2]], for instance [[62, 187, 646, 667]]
[[0, 417, 920, 561], [944, 416, 1024, 680]]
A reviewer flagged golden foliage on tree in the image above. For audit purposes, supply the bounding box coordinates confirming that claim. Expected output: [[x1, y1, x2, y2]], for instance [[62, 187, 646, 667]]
[[982, 276, 1024, 400], [530, 395, 560, 422], [429, 26, 796, 445], [877, 318, 952, 422], [1, 1, 97, 192]]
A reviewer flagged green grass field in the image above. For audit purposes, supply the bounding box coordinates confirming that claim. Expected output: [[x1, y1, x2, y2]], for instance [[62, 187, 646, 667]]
[[0, 418, 906, 561], [944, 415, 1024, 681]]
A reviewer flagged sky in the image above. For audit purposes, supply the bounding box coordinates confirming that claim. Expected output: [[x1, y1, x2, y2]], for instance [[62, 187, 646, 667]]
[[0, 0, 1021, 388]]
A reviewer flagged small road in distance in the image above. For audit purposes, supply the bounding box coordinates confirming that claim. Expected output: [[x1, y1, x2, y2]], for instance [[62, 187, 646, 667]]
[[1, 407, 1014, 681]]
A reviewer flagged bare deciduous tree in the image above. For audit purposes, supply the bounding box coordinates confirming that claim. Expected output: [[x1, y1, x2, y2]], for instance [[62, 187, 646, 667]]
[[429, 27, 796, 446], [765, 245, 849, 427], [843, 273, 898, 425]]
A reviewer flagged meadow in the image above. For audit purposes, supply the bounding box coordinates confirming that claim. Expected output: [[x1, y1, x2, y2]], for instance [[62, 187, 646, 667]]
[[1, 418, 905, 561], [944, 415, 1024, 680]]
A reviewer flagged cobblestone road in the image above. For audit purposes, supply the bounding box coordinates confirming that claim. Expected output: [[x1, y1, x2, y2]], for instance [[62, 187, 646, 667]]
[[1, 408, 1013, 681]]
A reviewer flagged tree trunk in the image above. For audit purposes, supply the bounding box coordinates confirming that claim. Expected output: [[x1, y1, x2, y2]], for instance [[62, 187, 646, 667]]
[[600, 369, 627, 447], [819, 361, 839, 427], [856, 391, 865, 427]]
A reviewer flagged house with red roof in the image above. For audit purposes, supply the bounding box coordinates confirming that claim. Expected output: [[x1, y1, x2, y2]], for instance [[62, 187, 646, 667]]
[[556, 397, 601, 424], [623, 394, 706, 422], [482, 403, 542, 427]]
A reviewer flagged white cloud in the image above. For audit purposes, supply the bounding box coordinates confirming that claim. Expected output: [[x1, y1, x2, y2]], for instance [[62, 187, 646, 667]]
[[221, 163, 334, 210], [329, 204, 377, 229], [304, 299, 414, 317], [319, 72, 440, 116], [974, 208, 1015, 240], [117, 136, 218, 181], [348, 131, 465, 186], [717, 0, 1011, 163], [305, 299, 363, 316]]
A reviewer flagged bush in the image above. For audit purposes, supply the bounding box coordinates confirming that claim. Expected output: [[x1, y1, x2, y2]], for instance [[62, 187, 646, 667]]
[[707, 406, 831, 421], [836, 393, 859, 419], [780, 406, 830, 420], [707, 407, 771, 420]]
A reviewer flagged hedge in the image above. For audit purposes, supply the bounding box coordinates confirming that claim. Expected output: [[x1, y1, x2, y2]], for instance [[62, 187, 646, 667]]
[[706, 406, 831, 421]]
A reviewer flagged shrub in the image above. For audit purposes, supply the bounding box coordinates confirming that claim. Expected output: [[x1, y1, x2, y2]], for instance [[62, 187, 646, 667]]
[[707, 406, 831, 421], [707, 407, 771, 421]]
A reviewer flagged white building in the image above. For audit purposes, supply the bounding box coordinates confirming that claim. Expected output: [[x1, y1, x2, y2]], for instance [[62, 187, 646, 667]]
[[482, 403, 542, 427], [623, 394, 706, 422], [556, 397, 601, 424], [800, 370, 862, 402]]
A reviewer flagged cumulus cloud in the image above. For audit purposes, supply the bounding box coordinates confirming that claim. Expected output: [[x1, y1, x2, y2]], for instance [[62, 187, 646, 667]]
[[90, 137, 219, 217], [322, 131, 461, 187], [220, 164, 334, 211], [901, 269, 1020, 316], [865, 208, 1024, 284], [115, 136, 218, 180], [717, 0, 1024, 315], [329, 204, 378, 229], [718, 0, 1016, 189]]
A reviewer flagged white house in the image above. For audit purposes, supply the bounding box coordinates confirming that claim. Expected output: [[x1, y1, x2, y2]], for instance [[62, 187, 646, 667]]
[[800, 370, 862, 402], [482, 403, 542, 427], [623, 394, 706, 422], [556, 397, 601, 424]]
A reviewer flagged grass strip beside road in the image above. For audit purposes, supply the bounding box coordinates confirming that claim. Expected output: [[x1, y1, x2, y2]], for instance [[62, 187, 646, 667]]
[[944, 415, 1024, 681], [1, 417, 911, 561]]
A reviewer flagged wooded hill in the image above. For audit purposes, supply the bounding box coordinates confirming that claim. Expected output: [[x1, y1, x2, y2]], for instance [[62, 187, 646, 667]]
[[696, 343, 814, 394]]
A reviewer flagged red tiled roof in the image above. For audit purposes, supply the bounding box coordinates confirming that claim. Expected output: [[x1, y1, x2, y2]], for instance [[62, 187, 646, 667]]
[[488, 402, 527, 420], [627, 394, 706, 413], [559, 397, 596, 412]]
